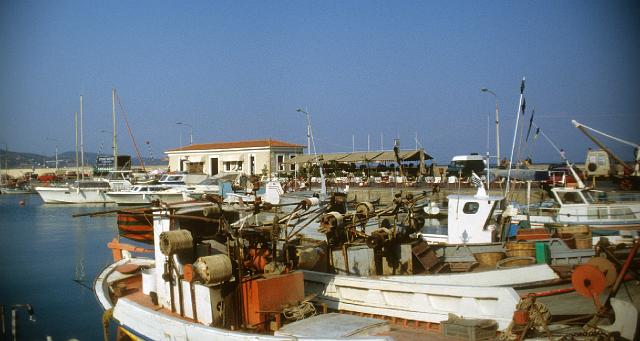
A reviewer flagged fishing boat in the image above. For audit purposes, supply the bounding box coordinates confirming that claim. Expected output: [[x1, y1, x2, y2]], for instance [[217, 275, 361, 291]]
[[93, 191, 638, 340], [514, 186, 640, 233]]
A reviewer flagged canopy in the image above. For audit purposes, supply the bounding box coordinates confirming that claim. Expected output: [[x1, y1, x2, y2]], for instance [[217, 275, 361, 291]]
[[370, 150, 433, 162], [284, 150, 432, 164], [284, 154, 317, 164], [338, 151, 384, 162]]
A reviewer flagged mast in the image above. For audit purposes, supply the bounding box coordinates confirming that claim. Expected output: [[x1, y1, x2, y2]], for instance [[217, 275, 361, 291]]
[[75, 112, 79, 179], [112, 88, 118, 171], [505, 77, 525, 195], [80, 95, 85, 180]]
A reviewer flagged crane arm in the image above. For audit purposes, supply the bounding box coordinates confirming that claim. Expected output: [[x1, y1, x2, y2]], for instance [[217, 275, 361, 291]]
[[572, 120, 636, 172], [572, 120, 639, 149]]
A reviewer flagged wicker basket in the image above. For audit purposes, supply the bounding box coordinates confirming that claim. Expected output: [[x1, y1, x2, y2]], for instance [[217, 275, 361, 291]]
[[474, 252, 506, 267], [497, 256, 536, 268], [506, 242, 535, 258], [574, 234, 593, 249]]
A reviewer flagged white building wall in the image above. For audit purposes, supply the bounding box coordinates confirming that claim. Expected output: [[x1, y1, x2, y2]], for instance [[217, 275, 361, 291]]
[[166, 146, 303, 177]]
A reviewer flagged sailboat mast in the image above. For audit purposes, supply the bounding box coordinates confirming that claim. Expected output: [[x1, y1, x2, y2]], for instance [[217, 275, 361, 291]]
[[80, 95, 85, 180], [75, 112, 79, 179], [112, 88, 118, 170]]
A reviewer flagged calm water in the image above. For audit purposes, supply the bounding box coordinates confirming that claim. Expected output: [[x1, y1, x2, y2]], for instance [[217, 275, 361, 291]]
[[0, 194, 118, 340]]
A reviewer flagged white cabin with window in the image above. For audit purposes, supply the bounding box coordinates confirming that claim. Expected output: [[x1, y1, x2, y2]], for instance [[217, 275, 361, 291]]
[[165, 139, 305, 178], [419, 187, 504, 244]]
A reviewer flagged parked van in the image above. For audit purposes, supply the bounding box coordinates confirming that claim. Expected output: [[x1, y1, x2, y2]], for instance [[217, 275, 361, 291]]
[[584, 149, 613, 178], [446, 154, 487, 177]]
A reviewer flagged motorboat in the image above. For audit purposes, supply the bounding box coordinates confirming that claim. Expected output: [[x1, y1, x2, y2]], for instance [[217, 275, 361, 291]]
[[514, 186, 640, 233], [106, 184, 175, 205]]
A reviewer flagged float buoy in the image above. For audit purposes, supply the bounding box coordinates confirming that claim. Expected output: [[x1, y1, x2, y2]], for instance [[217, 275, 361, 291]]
[[19, 200, 25, 207]]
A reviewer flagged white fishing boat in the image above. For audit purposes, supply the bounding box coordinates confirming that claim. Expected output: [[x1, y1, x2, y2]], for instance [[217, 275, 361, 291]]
[[514, 186, 640, 232], [93, 194, 638, 341]]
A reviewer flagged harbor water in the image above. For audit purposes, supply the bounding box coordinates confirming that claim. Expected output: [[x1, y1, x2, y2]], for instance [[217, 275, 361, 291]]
[[0, 194, 117, 340]]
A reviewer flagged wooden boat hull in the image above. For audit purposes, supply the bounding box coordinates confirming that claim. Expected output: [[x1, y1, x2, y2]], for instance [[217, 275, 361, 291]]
[[117, 213, 154, 244]]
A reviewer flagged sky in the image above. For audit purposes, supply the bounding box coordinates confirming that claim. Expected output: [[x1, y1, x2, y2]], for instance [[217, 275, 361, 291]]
[[1, 1, 639, 165]]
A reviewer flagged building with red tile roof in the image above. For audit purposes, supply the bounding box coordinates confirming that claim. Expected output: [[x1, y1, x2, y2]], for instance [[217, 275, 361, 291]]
[[165, 139, 305, 177]]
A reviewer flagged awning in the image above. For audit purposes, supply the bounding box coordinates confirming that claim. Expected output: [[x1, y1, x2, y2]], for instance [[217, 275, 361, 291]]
[[370, 150, 433, 162], [339, 151, 384, 163], [188, 155, 206, 162], [318, 153, 350, 162], [221, 154, 244, 162], [284, 154, 317, 164]]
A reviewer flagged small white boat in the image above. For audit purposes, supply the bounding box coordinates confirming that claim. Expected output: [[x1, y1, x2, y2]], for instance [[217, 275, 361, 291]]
[[515, 187, 640, 232], [106, 184, 174, 205]]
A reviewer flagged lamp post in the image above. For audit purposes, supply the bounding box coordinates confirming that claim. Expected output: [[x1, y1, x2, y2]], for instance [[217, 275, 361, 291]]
[[296, 108, 312, 155], [45, 138, 59, 170], [176, 122, 193, 145], [481, 88, 500, 164]]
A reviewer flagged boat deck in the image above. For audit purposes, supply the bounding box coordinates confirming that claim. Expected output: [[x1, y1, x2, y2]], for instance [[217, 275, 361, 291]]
[[111, 272, 459, 340]]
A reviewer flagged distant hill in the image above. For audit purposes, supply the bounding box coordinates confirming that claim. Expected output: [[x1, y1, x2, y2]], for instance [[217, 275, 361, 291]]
[[0, 150, 165, 169]]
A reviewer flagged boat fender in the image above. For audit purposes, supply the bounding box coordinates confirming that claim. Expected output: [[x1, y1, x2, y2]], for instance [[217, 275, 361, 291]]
[[160, 230, 193, 256], [194, 254, 233, 284]]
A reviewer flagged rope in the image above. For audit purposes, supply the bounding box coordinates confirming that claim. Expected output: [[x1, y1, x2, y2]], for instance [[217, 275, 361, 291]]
[[283, 300, 316, 321]]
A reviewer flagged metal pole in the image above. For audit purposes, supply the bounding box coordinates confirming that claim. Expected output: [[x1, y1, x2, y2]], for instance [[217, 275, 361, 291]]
[[80, 95, 84, 180], [506, 78, 526, 195], [481, 88, 500, 164], [113, 88, 118, 169], [306, 115, 311, 155]]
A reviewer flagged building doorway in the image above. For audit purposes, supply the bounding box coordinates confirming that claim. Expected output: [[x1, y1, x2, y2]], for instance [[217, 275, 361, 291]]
[[210, 157, 219, 175]]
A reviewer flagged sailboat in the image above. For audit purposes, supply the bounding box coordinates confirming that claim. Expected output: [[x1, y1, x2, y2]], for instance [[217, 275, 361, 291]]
[[36, 92, 131, 204]]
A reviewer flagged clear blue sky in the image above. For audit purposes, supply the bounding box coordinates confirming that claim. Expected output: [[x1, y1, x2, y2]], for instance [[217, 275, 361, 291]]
[[1, 1, 638, 164]]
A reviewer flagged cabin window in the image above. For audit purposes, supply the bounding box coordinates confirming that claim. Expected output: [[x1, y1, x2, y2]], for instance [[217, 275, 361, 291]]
[[559, 192, 585, 204], [463, 202, 479, 214]]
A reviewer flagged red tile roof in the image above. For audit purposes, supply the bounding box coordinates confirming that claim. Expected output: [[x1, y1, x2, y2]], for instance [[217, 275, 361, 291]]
[[166, 139, 305, 152]]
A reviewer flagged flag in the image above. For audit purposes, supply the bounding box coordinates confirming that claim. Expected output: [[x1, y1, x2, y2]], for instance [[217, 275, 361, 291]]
[[521, 97, 526, 115], [520, 78, 525, 94], [526, 108, 535, 141], [471, 171, 484, 188]]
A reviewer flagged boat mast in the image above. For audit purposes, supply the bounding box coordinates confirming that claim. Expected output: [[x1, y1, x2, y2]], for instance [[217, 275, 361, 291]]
[[80, 95, 85, 180], [505, 77, 525, 195], [75, 111, 79, 179], [112, 88, 118, 171]]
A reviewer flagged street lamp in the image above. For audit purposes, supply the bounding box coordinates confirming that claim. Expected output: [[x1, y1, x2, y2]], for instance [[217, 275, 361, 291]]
[[176, 122, 193, 146], [481, 88, 500, 164]]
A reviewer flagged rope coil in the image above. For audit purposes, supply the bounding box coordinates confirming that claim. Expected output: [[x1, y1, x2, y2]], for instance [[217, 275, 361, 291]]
[[159, 230, 193, 256]]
